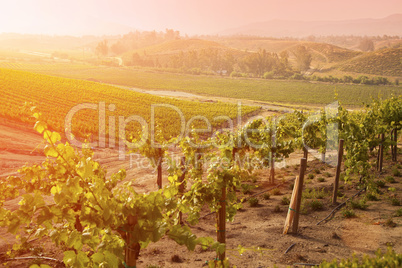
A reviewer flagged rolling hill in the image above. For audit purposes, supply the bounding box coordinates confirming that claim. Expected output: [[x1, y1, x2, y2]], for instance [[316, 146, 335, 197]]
[[127, 39, 226, 55], [216, 38, 361, 64], [121, 39, 248, 67], [339, 48, 402, 77]]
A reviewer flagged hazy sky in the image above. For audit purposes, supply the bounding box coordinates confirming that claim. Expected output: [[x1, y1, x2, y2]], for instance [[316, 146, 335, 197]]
[[0, 0, 401, 35]]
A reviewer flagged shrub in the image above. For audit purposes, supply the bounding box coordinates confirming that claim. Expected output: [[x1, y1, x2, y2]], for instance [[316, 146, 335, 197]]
[[171, 254, 182, 263], [337, 191, 345, 198], [230, 71, 242, 78], [281, 196, 290, 205], [315, 189, 327, 199], [349, 199, 369, 210], [308, 200, 323, 211], [263, 71, 274, 79], [342, 208, 356, 218], [324, 172, 332, 178], [375, 180, 386, 188], [303, 188, 313, 199], [318, 248, 402, 267], [385, 176, 396, 183], [273, 205, 281, 213], [366, 192, 379, 201], [271, 188, 281, 195], [248, 197, 259, 207], [392, 168, 401, 177], [263, 193, 270, 200], [390, 198, 401, 206], [314, 168, 321, 174], [317, 177, 325, 182], [385, 218, 397, 228], [343, 75, 353, 83], [241, 184, 256, 194], [303, 188, 327, 199], [394, 208, 402, 217], [388, 187, 396, 192], [291, 73, 304, 80], [308, 174, 315, 180]]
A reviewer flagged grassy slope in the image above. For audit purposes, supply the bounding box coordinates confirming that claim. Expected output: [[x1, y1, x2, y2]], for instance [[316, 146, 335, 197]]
[[216, 38, 361, 62], [121, 38, 248, 66], [303, 42, 362, 63], [339, 48, 402, 77]]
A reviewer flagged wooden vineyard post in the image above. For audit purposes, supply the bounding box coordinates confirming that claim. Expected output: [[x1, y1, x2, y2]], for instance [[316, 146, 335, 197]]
[[283, 175, 300, 234], [270, 147, 276, 184], [392, 129, 398, 162], [215, 148, 237, 262], [303, 147, 308, 161], [196, 148, 202, 171], [157, 148, 162, 189], [292, 158, 307, 234], [379, 133, 384, 172], [376, 134, 381, 170], [125, 215, 140, 268], [390, 129, 394, 162], [395, 129, 398, 162], [178, 156, 186, 225], [217, 185, 226, 262], [332, 139, 344, 205]]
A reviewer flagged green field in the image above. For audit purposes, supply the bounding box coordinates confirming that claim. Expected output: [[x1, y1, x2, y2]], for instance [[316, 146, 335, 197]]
[[0, 61, 400, 107]]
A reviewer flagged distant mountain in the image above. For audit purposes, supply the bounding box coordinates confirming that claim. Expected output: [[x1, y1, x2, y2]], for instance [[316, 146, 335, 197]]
[[219, 14, 402, 37]]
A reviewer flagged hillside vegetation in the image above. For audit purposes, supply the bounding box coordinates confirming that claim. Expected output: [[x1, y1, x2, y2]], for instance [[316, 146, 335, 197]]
[[127, 39, 226, 55], [0, 68, 257, 139], [339, 48, 402, 77], [122, 39, 247, 69], [302, 42, 362, 63], [216, 38, 361, 62]]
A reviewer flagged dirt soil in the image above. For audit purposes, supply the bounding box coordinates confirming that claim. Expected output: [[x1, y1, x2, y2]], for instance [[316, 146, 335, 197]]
[[0, 117, 401, 268]]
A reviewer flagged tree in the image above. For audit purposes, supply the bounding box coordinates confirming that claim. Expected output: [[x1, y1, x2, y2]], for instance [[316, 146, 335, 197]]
[[242, 49, 277, 76], [359, 37, 375, 52], [110, 41, 127, 55], [294, 45, 312, 72], [279, 50, 289, 68], [95, 40, 109, 57], [131, 52, 144, 66]]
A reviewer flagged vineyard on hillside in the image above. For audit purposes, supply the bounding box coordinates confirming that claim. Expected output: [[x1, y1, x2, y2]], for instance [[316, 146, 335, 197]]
[[0, 68, 258, 140], [339, 48, 402, 77], [0, 95, 400, 267], [0, 65, 400, 107], [300, 42, 361, 63]]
